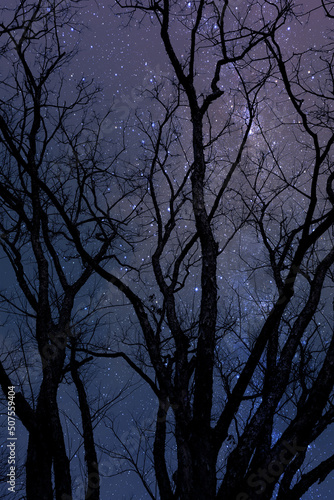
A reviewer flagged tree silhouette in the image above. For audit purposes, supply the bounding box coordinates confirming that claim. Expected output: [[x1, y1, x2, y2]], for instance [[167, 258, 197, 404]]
[[0, 1, 127, 498], [2, 1, 334, 499]]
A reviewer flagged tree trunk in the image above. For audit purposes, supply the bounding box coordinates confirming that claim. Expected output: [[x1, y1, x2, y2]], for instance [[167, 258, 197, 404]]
[[26, 429, 53, 500], [26, 375, 72, 500], [71, 351, 100, 500], [174, 419, 217, 500]]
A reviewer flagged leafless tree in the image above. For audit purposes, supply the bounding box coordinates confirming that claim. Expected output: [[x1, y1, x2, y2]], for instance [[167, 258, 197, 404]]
[[0, 1, 130, 499], [3, 1, 334, 500], [72, 1, 334, 499]]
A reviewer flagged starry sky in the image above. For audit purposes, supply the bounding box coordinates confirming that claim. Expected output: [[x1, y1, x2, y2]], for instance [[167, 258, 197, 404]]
[[67, 1, 334, 497], [2, 0, 334, 498]]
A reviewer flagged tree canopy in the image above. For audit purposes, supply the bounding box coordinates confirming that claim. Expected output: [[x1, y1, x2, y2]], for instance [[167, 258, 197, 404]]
[[1, 1, 334, 499]]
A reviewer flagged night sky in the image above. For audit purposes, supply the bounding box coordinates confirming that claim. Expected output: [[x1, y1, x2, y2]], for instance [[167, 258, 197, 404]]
[[1, 0, 334, 498], [67, 3, 334, 495]]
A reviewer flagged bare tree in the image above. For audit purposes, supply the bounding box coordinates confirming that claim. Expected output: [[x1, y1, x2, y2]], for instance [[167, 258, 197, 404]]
[[3, 1, 334, 499], [71, 1, 334, 499], [0, 1, 128, 498]]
